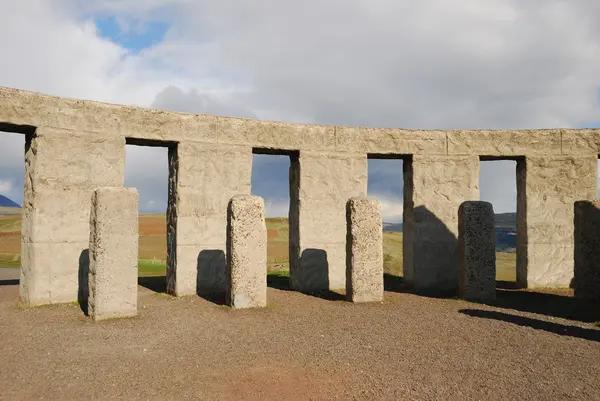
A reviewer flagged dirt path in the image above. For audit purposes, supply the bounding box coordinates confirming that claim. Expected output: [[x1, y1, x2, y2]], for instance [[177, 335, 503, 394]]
[[0, 280, 599, 400]]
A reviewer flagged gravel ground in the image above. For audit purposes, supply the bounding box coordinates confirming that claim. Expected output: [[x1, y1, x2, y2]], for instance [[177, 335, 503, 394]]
[[0, 276, 599, 401]]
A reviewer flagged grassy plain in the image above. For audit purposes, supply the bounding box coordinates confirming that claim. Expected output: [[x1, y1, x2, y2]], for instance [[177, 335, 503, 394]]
[[0, 213, 516, 282]]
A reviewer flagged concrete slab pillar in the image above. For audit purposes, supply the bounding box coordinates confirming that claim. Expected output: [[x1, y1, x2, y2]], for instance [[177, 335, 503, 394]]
[[517, 156, 597, 288], [226, 195, 267, 308], [19, 128, 125, 306], [346, 197, 383, 303], [290, 151, 367, 292], [167, 142, 252, 297], [88, 187, 138, 321], [403, 155, 480, 293], [458, 201, 496, 301], [573, 200, 600, 299]]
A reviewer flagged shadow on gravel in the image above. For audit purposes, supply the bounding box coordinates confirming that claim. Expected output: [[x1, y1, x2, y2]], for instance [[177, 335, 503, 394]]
[[459, 309, 600, 342], [383, 274, 405, 292], [495, 280, 522, 290], [138, 275, 228, 305], [267, 273, 345, 301], [138, 276, 167, 293], [486, 289, 600, 324], [197, 291, 227, 305], [383, 274, 462, 299]]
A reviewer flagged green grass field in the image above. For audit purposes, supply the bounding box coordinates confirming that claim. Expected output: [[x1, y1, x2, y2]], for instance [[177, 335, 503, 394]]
[[0, 213, 516, 281]]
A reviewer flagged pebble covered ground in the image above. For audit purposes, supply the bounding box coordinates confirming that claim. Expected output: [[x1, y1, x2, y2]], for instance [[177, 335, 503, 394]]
[[0, 276, 599, 400]]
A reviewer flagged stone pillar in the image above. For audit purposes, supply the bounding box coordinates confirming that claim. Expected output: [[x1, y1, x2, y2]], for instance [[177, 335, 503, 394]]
[[404, 155, 480, 293], [458, 201, 496, 301], [346, 197, 383, 303], [226, 195, 267, 308], [167, 142, 252, 297], [573, 200, 600, 299], [517, 156, 597, 288], [290, 151, 367, 292], [20, 128, 125, 305], [88, 187, 138, 321]]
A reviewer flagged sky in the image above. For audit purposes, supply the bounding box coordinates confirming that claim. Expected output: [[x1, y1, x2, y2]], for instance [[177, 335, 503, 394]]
[[1, 1, 600, 222]]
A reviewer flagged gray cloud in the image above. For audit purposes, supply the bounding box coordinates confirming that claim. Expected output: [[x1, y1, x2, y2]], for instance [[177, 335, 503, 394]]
[[164, 1, 600, 129], [151, 86, 257, 118]]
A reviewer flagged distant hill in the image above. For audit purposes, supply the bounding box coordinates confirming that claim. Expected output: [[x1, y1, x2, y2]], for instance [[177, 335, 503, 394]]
[[0, 195, 19, 208], [383, 222, 403, 232], [383, 212, 517, 252]]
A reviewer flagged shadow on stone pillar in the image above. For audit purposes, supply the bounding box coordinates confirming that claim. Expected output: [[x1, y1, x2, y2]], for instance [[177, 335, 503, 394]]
[[77, 249, 89, 316], [297, 249, 330, 291], [196, 249, 226, 305], [406, 206, 460, 296], [574, 200, 600, 300]]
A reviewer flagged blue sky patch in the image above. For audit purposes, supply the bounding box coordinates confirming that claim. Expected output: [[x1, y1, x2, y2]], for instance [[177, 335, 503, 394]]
[[95, 16, 169, 52]]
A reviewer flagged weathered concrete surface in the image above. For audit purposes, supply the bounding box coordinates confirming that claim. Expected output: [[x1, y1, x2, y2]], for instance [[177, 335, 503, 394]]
[[346, 197, 383, 303], [517, 156, 597, 288], [335, 126, 446, 154], [226, 195, 267, 309], [19, 127, 125, 305], [448, 130, 561, 156], [574, 200, 600, 299], [562, 129, 600, 155], [88, 188, 138, 321], [458, 201, 496, 301], [290, 151, 367, 292], [166, 142, 252, 297], [219, 117, 335, 151], [403, 155, 480, 293]]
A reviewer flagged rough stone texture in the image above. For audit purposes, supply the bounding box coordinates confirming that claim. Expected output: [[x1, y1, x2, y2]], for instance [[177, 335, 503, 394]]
[[561, 129, 600, 155], [346, 197, 383, 303], [290, 151, 367, 292], [573, 200, 600, 299], [403, 155, 480, 293], [218, 116, 335, 151], [517, 156, 597, 288], [458, 201, 496, 301], [3, 85, 600, 304], [166, 142, 252, 297], [0, 88, 217, 143], [88, 188, 138, 321], [226, 195, 267, 309], [335, 126, 446, 155], [19, 127, 125, 305], [448, 130, 561, 156]]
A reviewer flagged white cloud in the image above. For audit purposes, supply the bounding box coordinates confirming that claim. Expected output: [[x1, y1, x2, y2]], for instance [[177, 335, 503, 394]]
[[158, 0, 600, 129], [0, 180, 13, 194], [264, 199, 289, 218], [373, 195, 403, 223], [479, 160, 518, 213]]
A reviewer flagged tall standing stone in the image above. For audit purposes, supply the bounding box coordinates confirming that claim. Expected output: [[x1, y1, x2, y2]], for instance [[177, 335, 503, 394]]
[[289, 151, 367, 292], [88, 187, 138, 321], [458, 201, 496, 301], [226, 195, 267, 309], [19, 128, 125, 306], [168, 142, 252, 298], [346, 197, 383, 303], [403, 155, 480, 293], [574, 200, 600, 299], [517, 156, 597, 288]]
